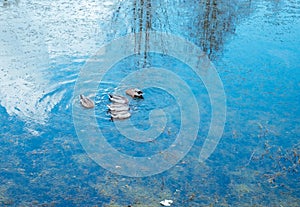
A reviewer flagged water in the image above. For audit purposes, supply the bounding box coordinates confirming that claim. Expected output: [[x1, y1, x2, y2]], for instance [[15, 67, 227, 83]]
[[1, 0, 299, 206]]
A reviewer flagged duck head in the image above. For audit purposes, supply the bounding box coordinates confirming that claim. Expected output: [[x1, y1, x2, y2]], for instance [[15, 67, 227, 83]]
[[126, 88, 143, 99]]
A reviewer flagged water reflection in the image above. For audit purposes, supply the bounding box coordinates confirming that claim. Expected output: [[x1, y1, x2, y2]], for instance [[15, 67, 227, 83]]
[[133, 0, 151, 61], [197, 0, 241, 59], [0, 4, 52, 124], [0, 0, 252, 123], [113, 0, 252, 60], [1, 0, 20, 8]]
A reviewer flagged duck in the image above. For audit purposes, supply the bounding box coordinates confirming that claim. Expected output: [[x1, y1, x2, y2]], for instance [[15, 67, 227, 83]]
[[108, 94, 129, 104], [107, 103, 130, 112], [125, 88, 143, 99], [110, 110, 131, 120], [79, 94, 95, 109]]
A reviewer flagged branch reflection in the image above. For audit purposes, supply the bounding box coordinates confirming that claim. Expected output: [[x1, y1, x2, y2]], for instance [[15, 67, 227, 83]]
[[112, 0, 253, 60]]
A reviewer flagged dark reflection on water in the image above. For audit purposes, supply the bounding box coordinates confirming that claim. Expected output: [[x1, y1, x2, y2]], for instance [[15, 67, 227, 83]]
[[112, 0, 252, 60], [1, 0, 20, 8]]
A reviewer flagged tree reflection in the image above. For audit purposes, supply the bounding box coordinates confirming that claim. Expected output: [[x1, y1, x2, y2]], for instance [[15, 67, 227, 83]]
[[1, 0, 20, 7], [126, 0, 252, 60], [199, 0, 238, 59], [132, 0, 152, 66]]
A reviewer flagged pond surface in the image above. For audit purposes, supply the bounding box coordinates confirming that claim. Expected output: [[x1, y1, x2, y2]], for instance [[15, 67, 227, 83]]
[[0, 0, 299, 206]]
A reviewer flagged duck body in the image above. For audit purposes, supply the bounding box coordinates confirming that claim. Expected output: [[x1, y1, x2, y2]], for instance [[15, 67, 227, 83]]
[[126, 88, 143, 99], [108, 94, 130, 120], [110, 111, 131, 120], [107, 88, 143, 120], [107, 103, 130, 112], [109, 94, 129, 104], [80, 94, 95, 109]]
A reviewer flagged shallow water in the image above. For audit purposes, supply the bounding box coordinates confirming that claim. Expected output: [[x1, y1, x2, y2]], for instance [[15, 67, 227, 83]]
[[0, 0, 299, 206]]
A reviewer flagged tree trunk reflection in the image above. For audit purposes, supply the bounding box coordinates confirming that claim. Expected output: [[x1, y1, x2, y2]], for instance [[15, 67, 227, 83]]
[[113, 0, 253, 61]]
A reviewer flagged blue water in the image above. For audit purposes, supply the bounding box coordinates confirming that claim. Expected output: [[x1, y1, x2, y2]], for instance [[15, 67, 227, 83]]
[[1, 0, 300, 206]]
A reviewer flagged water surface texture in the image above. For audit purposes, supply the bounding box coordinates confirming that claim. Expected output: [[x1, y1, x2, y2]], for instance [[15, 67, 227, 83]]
[[0, 0, 299, 206]]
